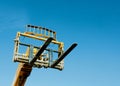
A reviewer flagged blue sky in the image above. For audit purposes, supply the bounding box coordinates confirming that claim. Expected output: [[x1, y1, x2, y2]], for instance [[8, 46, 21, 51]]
[[0, 0, 120, 86]]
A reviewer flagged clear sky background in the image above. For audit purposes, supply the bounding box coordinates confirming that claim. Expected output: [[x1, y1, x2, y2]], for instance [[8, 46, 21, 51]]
[[0, 0, 120, 86]]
